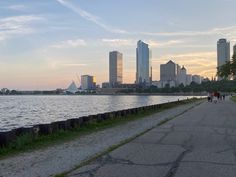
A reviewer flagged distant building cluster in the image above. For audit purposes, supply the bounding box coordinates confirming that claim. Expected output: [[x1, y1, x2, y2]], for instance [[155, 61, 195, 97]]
[[100, 40, 152, 89], [66, 75, 96, 94], [152, 60, 203, 88], [2, 38, 236, 94], [65, 38, 236, 93], [102, 40, 152, 88], [101, 39, 209, 89]]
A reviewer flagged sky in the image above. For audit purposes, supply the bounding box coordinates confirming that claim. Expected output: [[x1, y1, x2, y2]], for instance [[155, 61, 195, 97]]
[[0, 0, 236, 90]]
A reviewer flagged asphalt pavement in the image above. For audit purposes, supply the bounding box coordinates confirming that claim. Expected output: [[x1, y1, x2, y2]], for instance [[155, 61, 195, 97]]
[[68, 97, 236, 177]]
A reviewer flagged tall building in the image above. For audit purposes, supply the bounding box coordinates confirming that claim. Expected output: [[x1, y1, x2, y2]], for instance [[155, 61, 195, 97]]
[[109, 51, 123, 87], [160, 60, 178, 82], [186, 74, 192, 86], [217, 39, 230, 80], [178, 66, 187, 86], [81, 75, 96, 90], [136, 40, 151, 85]]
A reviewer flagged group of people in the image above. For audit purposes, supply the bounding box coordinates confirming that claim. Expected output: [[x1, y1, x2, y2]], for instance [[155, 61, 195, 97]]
[[207, 92, 225, 103]]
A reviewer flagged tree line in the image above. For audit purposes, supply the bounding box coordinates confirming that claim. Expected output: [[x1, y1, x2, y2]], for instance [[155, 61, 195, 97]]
[[217, 54, 236, 80]]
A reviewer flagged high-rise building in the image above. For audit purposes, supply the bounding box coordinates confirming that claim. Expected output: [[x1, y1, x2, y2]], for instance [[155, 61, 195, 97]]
[[136, 40, 151, 85], [234, 44, 236, 56], [217, 39, 230, 80], [109, 51, 123, 87], [160, 60, 178, 82], [81, 75, 96, 90], [178, 66, 187, 86]]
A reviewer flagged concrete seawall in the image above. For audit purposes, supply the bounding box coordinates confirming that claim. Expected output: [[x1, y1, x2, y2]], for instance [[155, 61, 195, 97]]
[[0, 99, 195, 147]]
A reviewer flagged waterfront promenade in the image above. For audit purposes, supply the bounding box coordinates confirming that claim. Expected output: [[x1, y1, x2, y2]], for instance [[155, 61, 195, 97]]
[[67, 97, 236, 177], [0, 101, 200, 177], [0, 98, 236, 177]]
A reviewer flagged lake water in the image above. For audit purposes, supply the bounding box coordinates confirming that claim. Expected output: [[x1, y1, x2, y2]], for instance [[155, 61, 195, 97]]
[[0, 95, 199, 131]]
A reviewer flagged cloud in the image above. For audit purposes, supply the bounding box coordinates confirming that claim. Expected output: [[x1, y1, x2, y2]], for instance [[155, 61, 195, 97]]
[[63, 63, 87, 66], [0, 15, 44, 41], [101, 39, 135, 47], [7, 5, 27, 11], [49, 61, 87, 69], [53, 0, 236, 42], [55, 0, 128, 34], [148, 40, 184, 48], [50, 38, 87, 49], [140, 26, 236, 38], [101, 38, 186, 48], [161, 52, 216, 59]]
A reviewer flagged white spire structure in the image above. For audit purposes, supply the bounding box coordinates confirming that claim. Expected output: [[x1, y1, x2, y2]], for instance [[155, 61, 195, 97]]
[[66, 81, 78, 94]]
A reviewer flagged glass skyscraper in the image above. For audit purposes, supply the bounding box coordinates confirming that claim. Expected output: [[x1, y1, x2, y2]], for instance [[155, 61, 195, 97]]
[[136, 40, 151, 85]]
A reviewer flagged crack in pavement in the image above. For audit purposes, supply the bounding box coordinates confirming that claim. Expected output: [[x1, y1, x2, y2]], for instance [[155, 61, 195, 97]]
[[164, 149, 191, 177], [180, 160, 235, 166], [164, 133, 194, 177]]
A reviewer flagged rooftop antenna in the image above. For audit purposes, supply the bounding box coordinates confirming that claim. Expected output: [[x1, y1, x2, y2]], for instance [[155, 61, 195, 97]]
[[150, 66, 153, 83]]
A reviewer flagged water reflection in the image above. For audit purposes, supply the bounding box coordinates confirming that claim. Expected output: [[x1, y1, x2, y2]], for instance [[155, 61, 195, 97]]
[[0, 95, 197, 131]]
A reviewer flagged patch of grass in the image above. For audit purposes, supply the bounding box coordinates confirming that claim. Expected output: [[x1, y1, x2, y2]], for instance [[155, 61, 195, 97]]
[[0, 98, 201, 159], [231, 96, 236, 103]]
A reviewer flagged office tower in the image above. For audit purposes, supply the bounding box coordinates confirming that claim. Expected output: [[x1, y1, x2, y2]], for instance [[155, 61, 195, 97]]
[[186, 74, 193, 86], [136, 40, 151, 85], [178, 66, 187, 86], [160, 60, 178, 82], [81, 75, 96, 90], [109, 51, 123, 87], [217, 39, 230, 80]]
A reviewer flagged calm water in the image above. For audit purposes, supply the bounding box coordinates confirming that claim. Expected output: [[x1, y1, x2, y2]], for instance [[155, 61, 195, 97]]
[[0, 95, 198, 131]]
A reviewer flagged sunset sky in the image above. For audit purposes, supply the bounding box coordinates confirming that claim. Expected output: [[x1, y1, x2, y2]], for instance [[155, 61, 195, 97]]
[[0, 0, 236, 90]]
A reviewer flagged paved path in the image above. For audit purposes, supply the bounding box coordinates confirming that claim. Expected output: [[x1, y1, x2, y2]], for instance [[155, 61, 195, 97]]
[[0, 101, 200, 177], [67, 97, 236, 177]]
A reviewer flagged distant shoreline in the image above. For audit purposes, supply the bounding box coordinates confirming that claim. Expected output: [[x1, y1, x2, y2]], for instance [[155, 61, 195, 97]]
[[0, 93, 206, 96]]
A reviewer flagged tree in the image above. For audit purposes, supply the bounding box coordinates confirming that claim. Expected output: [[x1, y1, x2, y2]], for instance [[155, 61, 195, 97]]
[[217, 54, 236, 80], [217, 61, 231, 79], [231, 54, 236, 79]]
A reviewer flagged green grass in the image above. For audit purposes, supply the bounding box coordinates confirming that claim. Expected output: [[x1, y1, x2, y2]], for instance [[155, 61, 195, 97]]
[[0, 98, 200, 159], [231, 96, 236, 102]]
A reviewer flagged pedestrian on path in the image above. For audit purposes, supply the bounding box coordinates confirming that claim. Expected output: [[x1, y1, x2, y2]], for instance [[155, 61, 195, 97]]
[[213, 91, 218, 103], [207, 92, 211, 102]]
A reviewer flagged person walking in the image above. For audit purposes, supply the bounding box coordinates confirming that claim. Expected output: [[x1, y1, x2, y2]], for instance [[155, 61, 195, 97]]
[[213, 91, 218, 103], [207, 92, 211, 102]]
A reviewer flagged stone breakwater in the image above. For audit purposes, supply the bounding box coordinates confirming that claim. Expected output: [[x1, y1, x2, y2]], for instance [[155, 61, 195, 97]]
[[0, 99, 192, 147]]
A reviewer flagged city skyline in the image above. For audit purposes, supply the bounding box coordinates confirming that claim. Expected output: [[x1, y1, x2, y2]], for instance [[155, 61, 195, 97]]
[[1, 0, 236, 89]]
